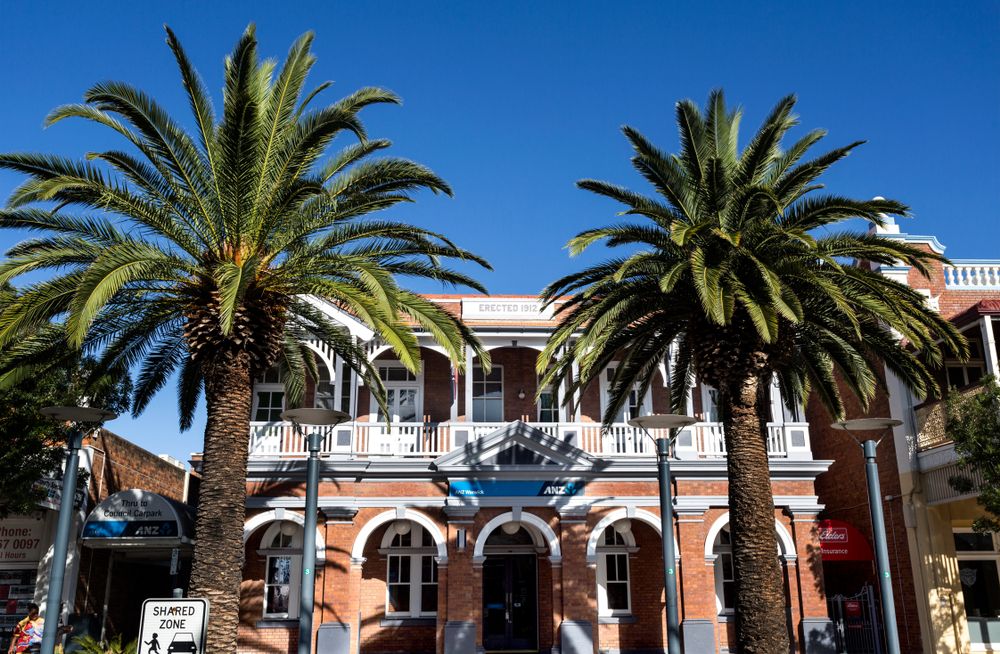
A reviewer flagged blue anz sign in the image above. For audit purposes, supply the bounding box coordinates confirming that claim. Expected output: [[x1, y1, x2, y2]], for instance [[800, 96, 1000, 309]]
[[448, 480, 584, 497]]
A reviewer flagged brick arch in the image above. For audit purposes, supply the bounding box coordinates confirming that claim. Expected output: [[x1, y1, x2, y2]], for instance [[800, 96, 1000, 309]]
[[351, 509, 448, 564], [243, 509, 325, 561], [474, 511, 560, 564], [704, 511, 797, 562], [585, 508, 679, 565]]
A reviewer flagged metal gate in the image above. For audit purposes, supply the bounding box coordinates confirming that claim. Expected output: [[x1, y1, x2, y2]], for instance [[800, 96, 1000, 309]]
[[827, 585, 884, 654]]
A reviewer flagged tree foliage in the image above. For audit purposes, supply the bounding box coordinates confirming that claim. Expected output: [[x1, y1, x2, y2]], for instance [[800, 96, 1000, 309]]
[[947, 376, 1000, 533], [0, 24, 490, 425], [540, 90, 965, 425], [0, 286, 132, 519], [539, 90, 966, 652]]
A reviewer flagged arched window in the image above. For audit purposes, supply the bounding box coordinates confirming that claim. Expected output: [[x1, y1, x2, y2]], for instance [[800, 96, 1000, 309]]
[[596, 522, 636, 616], [258, 521, 303, 619], [713, 527, 736, 614], [379, 521, 438, 617]]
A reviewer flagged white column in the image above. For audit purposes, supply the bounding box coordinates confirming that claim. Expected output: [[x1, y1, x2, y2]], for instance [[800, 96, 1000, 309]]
[[769, 376, 783, 423], [570, 359, 581, 421], [981, 316, 999, 376], [465, 345, 475, 422], [450, 363, 459, 421]]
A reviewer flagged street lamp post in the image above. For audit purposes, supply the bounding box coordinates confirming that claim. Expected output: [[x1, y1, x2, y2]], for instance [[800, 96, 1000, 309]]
[[281, 408, 352, 654], [38, 406, 117, 654], [832, 418, 903, 654], [627, 414, 697, 654]]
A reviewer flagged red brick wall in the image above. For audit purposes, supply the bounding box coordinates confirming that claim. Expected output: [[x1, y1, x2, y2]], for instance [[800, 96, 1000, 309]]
[[83, 429, 190, 505], [899, 245, 1000, 319], [808, 383, 923, 653], [595, 517, 667, 650]]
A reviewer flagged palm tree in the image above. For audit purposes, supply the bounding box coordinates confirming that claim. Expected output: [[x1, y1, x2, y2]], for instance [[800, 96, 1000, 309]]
[[539, 91, 965, 652], [0, 25, 489, 651]]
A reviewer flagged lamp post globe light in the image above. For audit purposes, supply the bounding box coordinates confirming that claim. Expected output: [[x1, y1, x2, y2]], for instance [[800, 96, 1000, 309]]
[[627, 413, 696, 654], [38, 406, 117, 654], [831, 418, 904, 654], [281, 408, 352, 654]]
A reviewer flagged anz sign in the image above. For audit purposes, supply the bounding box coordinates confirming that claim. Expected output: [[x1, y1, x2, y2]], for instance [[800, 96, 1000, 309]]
[[449, 480, 585, 497]]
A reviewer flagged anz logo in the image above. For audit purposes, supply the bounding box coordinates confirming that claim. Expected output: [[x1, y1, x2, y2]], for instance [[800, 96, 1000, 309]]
[[540, 482, 580, 496], [133, 525, 163, 536]]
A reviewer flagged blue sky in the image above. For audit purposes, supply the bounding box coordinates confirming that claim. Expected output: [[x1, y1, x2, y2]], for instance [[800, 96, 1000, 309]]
[[1, 1, 998, 462]]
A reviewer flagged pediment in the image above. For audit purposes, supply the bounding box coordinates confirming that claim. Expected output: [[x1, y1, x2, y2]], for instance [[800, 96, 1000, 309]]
[[433, 421, 597, 470]]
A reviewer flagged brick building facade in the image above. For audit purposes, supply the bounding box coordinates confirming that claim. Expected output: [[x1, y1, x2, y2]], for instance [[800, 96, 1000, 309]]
[[0, 429, 196, 646], [236, 296, 834, 654], [811, 217, 1000, 654]]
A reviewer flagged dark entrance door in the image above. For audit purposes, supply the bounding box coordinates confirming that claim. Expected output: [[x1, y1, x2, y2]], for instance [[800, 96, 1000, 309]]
[[482, 555, 537, 652]]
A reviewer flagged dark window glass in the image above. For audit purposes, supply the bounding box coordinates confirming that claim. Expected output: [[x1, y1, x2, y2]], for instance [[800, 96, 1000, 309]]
[[958, 560, 1000, 618], [955, 532, 995, 552]]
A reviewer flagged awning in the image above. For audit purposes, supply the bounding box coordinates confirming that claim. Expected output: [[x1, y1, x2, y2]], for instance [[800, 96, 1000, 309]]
[[82, 489, 194, 549], [818, 519, 873, 561]]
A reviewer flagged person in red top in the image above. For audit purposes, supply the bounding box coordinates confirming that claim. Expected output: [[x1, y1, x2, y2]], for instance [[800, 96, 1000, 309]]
[[7, 603, 42, 654]]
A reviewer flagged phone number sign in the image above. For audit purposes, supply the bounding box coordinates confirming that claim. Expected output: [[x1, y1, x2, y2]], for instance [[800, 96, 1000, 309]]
[[0, 521, 45, 562]]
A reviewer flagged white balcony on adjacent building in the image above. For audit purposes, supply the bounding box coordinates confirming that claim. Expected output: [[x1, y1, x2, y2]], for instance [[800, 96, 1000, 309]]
[[943, 261, 1000, 290], [247, 420, 812, 460]]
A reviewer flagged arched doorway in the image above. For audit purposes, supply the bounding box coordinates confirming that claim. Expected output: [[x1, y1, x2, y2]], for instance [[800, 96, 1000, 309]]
[[482, 525, 539, 651], [476, 512, 559, 653]]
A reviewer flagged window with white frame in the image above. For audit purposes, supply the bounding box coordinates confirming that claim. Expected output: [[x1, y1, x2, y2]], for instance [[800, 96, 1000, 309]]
[[381, 522, 438, 617], [701, 384, 720, 422], [954, 529, 1000, 644], [373, 364, 420, 422], [596, 523, 635, 616], [473, 365, 503, 422], [338, 360, 353, 414], [259, 521, 303, 619], [713, 527, 736, 614], [601, 365, 645, 423], [538, 383, 558, 423], [254, 367, 284, 422], [314, 364, 336, 410]]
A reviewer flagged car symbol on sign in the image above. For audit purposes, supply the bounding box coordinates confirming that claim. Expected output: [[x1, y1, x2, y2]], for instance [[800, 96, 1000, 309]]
[[167, 632, 198, 654]]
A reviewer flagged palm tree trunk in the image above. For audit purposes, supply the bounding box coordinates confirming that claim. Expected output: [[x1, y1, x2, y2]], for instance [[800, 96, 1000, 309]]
[[189, 350, 253, 652], [722, 370, 789, 653]]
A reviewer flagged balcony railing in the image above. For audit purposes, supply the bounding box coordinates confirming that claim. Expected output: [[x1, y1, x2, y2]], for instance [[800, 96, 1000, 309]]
[[943, 262, 1000, 290], [914, 384, 988, 452], [248, 420, 812, 460]]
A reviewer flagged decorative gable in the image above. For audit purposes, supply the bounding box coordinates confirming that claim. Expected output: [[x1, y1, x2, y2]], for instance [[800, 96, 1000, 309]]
[[433, 420, 597, 470]]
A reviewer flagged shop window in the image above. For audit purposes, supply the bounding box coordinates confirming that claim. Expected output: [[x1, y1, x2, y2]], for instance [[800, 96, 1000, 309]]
[[0, 568, 37, 640], [954, 529, 1000, 647], [258, 521, 303, 619], [596, 524, 635, 616], [381, 522, 438, 617], [473, 366, 503, 422], [713, 527, 736, 614]]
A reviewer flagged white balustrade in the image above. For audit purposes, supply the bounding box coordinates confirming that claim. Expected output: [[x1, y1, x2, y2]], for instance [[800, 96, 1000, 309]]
[[248, 420, 811, 460], [943, 262, 1000, 290]]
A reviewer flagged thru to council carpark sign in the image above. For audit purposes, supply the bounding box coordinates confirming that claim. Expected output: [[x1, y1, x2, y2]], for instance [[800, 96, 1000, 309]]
[[137, 598, 209, 654]]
